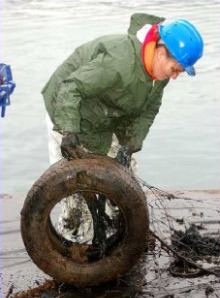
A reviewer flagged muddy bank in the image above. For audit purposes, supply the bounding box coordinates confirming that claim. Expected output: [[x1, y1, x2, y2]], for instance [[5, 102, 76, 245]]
[[1, 190, 220, 297]]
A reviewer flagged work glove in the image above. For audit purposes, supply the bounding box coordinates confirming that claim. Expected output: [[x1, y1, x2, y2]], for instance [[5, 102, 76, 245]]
[[61, 132, 81, 160], [115, 146, 132, 168]]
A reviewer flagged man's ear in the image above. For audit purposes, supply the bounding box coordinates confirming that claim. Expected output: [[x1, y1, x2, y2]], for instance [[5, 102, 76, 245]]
[[156, 45, 167, 60]]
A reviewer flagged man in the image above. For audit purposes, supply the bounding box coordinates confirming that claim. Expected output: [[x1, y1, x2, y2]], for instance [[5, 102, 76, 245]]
[[42, 13, 203, 242]]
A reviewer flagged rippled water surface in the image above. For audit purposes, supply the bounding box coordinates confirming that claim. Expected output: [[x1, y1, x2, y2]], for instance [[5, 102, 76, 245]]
[[1, 0, 220, 194]]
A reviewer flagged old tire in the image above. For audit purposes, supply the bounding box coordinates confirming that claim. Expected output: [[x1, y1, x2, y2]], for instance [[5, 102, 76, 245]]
[[21, 155, 149, 286]]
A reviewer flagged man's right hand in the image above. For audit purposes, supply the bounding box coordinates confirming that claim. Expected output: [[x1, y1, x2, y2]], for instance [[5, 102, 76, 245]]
[[61, 132, 80, 160]]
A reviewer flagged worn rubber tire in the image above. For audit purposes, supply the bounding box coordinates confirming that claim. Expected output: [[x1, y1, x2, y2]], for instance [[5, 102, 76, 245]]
[[21, 155, 149, 286]]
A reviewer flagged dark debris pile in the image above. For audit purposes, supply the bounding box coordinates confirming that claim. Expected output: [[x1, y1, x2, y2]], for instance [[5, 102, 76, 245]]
[[171, 225, 220, 261]]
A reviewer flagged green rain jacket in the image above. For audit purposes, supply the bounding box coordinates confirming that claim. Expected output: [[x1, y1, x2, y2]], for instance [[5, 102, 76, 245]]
[[42, 13, 169, 154]]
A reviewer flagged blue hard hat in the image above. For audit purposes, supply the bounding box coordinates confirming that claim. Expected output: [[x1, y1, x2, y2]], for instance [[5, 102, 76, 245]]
[[158, 20, 204, 76]]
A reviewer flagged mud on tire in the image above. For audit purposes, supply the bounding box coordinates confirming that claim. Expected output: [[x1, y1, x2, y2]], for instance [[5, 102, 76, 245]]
[[20, 155, 149, 286]]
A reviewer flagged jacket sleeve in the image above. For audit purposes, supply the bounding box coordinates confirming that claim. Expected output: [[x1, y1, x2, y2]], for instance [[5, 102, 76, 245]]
[[50, 53, 119, 133], [121, 79, 169, 152], [116, 87, 165, 152]]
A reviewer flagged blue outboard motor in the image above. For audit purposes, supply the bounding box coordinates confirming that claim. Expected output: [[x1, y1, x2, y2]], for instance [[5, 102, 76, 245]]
[[0, 64, 16, 117]]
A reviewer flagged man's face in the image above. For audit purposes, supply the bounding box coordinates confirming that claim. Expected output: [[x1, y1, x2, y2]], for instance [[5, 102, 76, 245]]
[[152, 46, 185, 81]]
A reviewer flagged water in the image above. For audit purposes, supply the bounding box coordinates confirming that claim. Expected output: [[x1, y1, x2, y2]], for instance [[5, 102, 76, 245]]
[[1, 0, 220, 195]]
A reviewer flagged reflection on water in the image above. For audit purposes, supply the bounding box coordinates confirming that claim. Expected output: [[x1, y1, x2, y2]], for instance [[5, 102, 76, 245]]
[[1, 0, 220, 193]]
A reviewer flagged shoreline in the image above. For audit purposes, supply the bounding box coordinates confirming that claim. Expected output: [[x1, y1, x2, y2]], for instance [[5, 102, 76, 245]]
[[1, 189, 220, 297]]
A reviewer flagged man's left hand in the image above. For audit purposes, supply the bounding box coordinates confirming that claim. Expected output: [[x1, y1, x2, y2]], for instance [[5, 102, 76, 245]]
[[115, 146, 132, 168]]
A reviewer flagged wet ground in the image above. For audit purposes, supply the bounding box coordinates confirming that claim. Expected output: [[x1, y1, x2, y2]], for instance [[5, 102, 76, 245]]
[[1, 190, 220, 298]]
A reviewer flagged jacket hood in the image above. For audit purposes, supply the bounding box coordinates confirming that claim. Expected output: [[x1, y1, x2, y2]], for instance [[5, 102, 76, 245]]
[[128, 13, 165, 35]]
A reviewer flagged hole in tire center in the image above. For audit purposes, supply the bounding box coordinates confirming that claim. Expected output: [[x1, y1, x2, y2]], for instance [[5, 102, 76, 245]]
[[49, 192, 125, 263]]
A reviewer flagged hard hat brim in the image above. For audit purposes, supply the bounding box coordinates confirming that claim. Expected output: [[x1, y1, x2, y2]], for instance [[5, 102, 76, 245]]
[[185, 65, 196, 76]]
